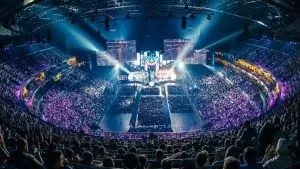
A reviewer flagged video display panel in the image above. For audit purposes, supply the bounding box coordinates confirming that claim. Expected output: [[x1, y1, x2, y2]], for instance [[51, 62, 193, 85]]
[[106, 40, 137, 63], [188, 49, 208, 64], [163, 39, 194, 60]]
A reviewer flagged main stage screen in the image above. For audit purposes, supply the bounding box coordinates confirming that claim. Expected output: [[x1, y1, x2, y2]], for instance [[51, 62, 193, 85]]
[[163, 39, 194, 60], [106, 40, 137, 64]]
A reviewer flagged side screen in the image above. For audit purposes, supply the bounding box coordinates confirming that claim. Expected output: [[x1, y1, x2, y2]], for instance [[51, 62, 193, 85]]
[[106, 40, 137, 64]]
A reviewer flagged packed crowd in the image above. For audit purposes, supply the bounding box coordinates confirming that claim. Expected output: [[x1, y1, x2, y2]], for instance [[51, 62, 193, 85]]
[[37, 73, 117, 135], [137, 96, 170, 127], [0, 90, 299, 169], [0, 43, 114, 136], [119, 85, 138, 96], [31, 38, 299, 134], [246, 38, 297, 55], [110, 96, 136, 114], [0, 38, 299, 169], [234, 38, 300, 98], [0, 43, 65, 102], [199, 87, 261, 129], [103, 83, 118, 95], [222, 69, 266, 110], [81, 78, 110, 98], [184, 66, 264, 130], [40, 87, 109, 134], [219, 67, 265, 100], [128, 126, 173, 132], [140, 87, 160, 96], [167, 85, 185, 95], [168, 96, 194, 114], [0, 43, 70, 107]]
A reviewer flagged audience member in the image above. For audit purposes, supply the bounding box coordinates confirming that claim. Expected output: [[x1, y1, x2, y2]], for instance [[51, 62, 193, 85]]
[[223, 156, 240, 169], [263, 138, 293, 169], [241, 147, 263, 169]]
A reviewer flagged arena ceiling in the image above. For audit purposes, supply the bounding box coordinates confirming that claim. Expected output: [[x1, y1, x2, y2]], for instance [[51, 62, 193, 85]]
[[0, 0, 299, 34]]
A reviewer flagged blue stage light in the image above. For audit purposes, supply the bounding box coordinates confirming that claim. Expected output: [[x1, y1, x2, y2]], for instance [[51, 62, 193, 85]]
[[178, 61, 185, 69], [115, 63, 121, 69]]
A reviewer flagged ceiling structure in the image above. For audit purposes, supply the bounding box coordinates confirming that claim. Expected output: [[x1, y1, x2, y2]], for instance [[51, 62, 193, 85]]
[[0, 0, 298, 35]]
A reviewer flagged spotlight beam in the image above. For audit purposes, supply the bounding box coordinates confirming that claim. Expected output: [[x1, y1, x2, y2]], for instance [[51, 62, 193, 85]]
[[178, 61, 185, 69], [171, 18, 206, 70], [96, 51, 131, 74], [113, 0, 121, 6], [202, 30, 243, 49]]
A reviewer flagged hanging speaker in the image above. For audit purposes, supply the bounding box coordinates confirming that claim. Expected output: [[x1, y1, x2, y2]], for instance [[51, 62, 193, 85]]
[[181, 16, 187, 29], [104, 16, 110, 31], [46, 29, 52, 41]]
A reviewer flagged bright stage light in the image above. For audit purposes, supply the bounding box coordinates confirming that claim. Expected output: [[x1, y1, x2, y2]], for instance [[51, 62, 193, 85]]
[[128, 73, 134, 81], [133, 60, 139, 66], [115, 63, 121, 69], [178, 61, 185, 69], [170, 73, 177, 81], [149, 81, 155, 87]]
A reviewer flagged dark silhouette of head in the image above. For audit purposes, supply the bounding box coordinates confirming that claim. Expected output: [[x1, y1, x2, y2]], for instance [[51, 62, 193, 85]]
[[243, 147, 257, 165], [103, 157, 114, 167], [161, 159, 172, 169], [155, 149, 164, 161], [244, 121, 251, 128], [82, 151, 93, 164], [129, 146, 137, 154], [223, 156, 240, 169], [48, 150, 64, 169], [180, 159, 196, 169], [225, 145, 239, 159], [16, 138, 28, 153], [123, 153, 139, 169], [196, 151, 208, 167], [99, 146, 106, 156], [138, 155, 148, 169]]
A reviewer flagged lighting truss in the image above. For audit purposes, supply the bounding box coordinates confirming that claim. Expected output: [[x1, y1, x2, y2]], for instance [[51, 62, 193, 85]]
[[1, 0, 290, 34]]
